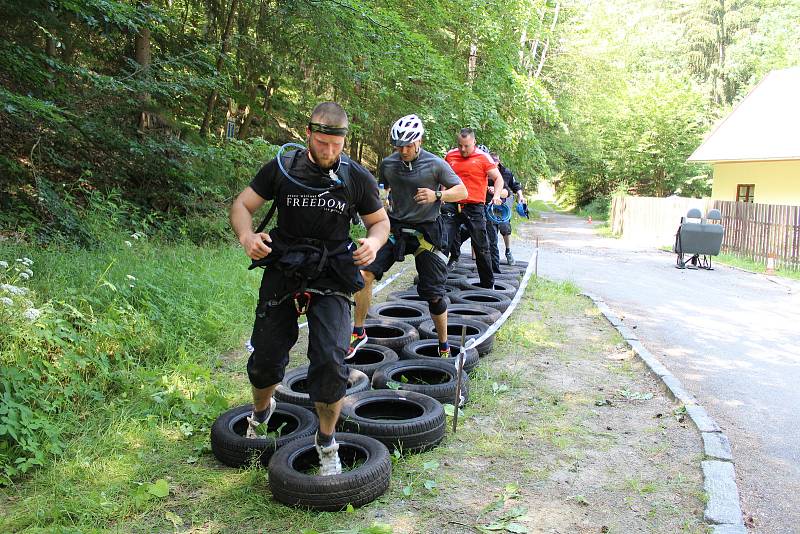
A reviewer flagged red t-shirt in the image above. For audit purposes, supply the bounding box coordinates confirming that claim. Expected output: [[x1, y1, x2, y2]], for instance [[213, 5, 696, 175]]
[[444, 148, 497, 204]]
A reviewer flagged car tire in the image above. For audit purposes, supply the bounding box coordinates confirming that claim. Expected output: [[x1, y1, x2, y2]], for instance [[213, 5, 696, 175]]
[[450, 289, 512, 312], [371, 359, 469, 406], [400, 338, 480, 372], [446, 302, 501, 325], [346, 344, 399, 378], [417, 317, 494, 356], [363, 319, 419, 352], [367, 301, 429, 328], [267, 433, 391, 511], [274, 366, 370, 409], [338, 390, 446, 453], [210, 403, 317, 468]]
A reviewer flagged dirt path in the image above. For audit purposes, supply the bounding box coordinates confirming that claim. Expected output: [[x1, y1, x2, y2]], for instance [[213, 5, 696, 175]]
[[525, 211, 800, 533], [368, 274, 705, 533], [208, 263, 706, 533]]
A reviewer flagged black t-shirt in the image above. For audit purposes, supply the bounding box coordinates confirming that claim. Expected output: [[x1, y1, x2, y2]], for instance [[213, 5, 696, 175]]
[[250, 150, 382, 242], [485, 163, 522, 204]]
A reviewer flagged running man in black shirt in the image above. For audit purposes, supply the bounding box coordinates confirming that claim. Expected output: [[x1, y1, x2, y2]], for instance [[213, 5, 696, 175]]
[[490, 152, 525, 267], [230, 102, 389, 475], [349, 115, 467, 358]]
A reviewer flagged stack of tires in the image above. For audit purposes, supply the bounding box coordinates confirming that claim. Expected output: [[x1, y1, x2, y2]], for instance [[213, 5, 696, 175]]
[[210, 257, 528, 511]]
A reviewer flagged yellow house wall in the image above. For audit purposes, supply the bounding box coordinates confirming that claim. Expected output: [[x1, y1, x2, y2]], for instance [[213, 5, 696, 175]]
[[711, 160, 800, 206]]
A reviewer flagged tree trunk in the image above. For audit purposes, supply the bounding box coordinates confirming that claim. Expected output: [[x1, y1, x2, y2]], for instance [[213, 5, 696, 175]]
[[528, 7, 547, 75], [534, 0, 560, 79], [468, 42, 478, 81], [262, 77, 276, 113], [200, 0, 239, 137], [134, 3, 152, 130], [45, 36, 57, 58], [61, 13, 78, 64], [717, 0, 728, 105], [134, 27, 151, 69], [45, 35, 57, 85], [237, 82, 257, 140]]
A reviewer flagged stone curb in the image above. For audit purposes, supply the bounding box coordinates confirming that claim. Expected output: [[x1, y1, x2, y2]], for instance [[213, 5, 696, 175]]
[[580, 292, 745, 531]]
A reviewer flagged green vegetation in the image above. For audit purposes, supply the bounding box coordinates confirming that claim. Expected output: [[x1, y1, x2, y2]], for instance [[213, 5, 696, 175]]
[[713, 253, 800, 280], [1, 0, 796, 528], [1, 271, 705, 532], [0, 236, 257, 484], [3, 0, 798, 240]]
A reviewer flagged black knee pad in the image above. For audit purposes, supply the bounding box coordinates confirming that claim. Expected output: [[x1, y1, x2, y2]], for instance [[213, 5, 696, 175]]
[[247, 354, 283, 390], [428, 297, 447, 316]]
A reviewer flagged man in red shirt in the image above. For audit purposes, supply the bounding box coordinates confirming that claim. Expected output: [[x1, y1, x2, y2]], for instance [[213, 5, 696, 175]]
[[443, 128, 504, 288]]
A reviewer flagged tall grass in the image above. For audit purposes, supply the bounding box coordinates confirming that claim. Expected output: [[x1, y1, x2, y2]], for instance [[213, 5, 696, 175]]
[[0, 234, 259, 484]]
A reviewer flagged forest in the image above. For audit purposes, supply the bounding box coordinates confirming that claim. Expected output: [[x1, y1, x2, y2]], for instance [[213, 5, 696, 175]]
[[1, 0, 800, 500], [2, 0, 798, 242]]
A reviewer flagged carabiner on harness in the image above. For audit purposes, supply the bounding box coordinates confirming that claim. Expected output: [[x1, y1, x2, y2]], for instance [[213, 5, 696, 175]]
[[293, 291, 312, 316]]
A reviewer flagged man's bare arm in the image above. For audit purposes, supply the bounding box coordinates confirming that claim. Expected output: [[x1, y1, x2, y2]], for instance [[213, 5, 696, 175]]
[[352, 208, 390, 267], [230, 186, 272, 260], [487, 168, 504, 205]]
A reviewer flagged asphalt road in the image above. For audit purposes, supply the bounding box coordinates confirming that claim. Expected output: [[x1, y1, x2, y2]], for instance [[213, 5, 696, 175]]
[[514, 211, 800, 533]]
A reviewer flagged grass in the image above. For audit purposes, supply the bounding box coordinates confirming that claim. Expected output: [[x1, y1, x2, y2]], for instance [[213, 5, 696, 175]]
[[594, 221, 620, 238], [713, 252, 800, 280], [1, 244, 706, 533]]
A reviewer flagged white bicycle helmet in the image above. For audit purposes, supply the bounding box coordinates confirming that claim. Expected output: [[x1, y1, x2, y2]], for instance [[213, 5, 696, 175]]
[[390, 114, 425, 147]]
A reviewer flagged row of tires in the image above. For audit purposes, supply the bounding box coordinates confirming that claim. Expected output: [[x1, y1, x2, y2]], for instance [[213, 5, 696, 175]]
[[208, 258, 528, 510]]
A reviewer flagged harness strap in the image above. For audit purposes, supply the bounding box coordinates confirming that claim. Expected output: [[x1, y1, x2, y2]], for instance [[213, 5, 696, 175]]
[[412, 233, 437, 257], [391, 226, 442, 259], [267, 287, 354, 310], [254, 202, 278, 235]]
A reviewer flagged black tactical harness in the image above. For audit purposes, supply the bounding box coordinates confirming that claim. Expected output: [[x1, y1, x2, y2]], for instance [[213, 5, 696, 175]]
[[249, 149, 363, 315]]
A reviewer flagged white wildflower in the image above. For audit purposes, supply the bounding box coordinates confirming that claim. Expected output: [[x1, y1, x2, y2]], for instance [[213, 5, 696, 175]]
[[0, 297, 12, 306], [19, 272, 30, 280], [24, 269, 33, 277], [0, 283, 28, 296], [126, 274, 136, 281], [0, 260, 8, 269], [125, 241, 133, 247], [22, 257, 33, 266], [23, 308, 41, 321]]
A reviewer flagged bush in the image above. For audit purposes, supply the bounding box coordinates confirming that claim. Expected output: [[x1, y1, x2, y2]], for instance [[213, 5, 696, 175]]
[[575, 196, 610, 221], [0, 238, 258, 483]]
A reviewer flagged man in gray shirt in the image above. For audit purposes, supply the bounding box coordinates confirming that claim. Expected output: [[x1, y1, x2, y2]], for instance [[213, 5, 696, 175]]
[[349, 114, 467, 357]]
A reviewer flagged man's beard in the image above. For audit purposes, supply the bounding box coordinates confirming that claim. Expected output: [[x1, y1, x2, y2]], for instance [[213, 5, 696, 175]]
[[307, 137, 339, 170]]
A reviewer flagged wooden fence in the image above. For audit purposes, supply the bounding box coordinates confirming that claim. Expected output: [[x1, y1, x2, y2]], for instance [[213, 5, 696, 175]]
[[610, 195, 711, 247], [713, 200, 800, 270], [610, 195, 800, 270]]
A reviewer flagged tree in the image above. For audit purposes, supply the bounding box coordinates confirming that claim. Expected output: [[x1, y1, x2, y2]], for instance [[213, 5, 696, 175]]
[[683, 0, 758, 106], [199, 0, 238, 136]]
